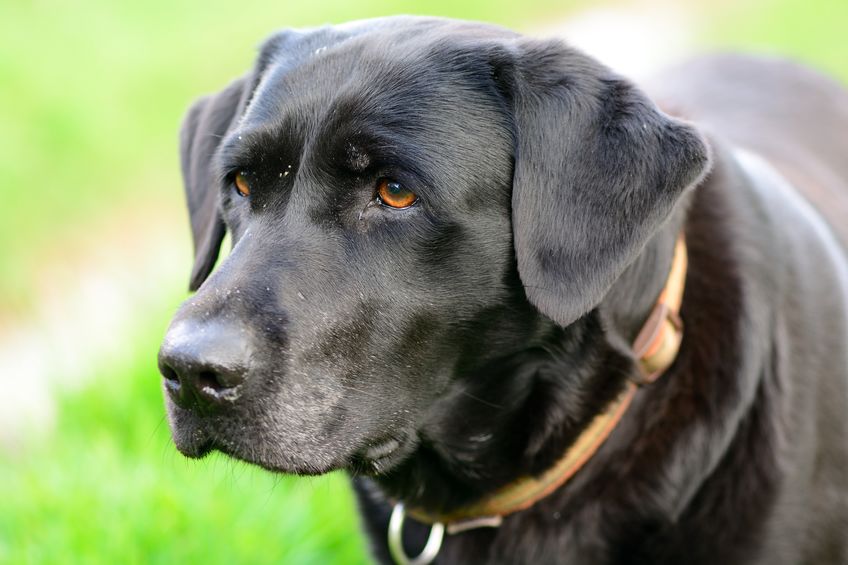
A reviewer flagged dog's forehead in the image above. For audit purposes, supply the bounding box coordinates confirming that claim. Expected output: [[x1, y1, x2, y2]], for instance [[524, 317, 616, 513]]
[[264, 16, 516, 64], [241, 17, 516, 125]]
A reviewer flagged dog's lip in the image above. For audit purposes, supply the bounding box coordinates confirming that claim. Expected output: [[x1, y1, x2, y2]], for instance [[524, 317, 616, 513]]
[[352, 433, 416, 475], [172, 428, 214, 459], [177, 432, 340, 475], [363, 437, 402, 460], [167, 404, 348, 474]]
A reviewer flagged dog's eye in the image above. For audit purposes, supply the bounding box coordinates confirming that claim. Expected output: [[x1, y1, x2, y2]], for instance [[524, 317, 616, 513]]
[[376, 179, 417, 209], [234, 172, 251, 197]]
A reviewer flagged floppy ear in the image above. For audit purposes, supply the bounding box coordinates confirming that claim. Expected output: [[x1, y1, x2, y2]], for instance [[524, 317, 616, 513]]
[[179, 75, 252, 291], [509, 39, 710, 326]]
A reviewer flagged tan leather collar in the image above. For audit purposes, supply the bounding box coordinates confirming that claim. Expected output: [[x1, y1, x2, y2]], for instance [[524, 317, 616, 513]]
[[405, 237, 688, 532]]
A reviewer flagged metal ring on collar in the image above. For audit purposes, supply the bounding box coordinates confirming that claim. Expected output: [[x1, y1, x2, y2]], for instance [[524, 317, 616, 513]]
[[388, 503, 445, 565]]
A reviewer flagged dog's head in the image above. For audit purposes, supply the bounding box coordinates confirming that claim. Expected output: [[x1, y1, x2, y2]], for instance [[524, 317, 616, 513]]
[[159, 17, 709, 476]]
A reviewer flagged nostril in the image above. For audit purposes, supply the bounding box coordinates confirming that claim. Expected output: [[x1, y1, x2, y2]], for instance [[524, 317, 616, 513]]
[[197, 371, 224, 393], [160, 364, 181, 392], [195, 369, 243, 402]]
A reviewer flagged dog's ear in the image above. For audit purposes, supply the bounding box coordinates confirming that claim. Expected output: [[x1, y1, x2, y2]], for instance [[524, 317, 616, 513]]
[[508, 39, 710, 326], [179, 75, 252, 291]]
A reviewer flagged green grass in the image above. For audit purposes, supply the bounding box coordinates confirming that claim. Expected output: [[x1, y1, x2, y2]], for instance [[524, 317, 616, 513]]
[[0, 293, 371, 565]]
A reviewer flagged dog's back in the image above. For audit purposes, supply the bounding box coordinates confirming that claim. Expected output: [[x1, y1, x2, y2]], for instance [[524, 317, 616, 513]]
[[647, 54, 848, 246]]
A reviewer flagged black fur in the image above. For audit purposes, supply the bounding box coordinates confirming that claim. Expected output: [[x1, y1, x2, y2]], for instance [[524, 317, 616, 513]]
[[160, 17, 848, 564]]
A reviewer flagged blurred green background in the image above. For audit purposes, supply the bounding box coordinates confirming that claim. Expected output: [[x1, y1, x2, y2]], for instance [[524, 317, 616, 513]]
[[0, 0, 845, 563]]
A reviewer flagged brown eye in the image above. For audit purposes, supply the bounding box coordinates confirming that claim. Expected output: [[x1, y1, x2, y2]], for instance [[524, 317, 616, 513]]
[[234, 172, 250, 197], [376, 179, 417, 209]]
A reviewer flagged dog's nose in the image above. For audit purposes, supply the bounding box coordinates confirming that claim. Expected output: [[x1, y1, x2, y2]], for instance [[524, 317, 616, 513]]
[[158, 321, 250, 412]]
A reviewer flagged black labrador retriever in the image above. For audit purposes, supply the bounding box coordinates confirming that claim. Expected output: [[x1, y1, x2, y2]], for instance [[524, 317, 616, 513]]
[[158, 16, 848, 564]]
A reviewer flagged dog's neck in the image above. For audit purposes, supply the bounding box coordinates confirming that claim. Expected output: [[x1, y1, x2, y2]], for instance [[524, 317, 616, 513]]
[[605, 196, 692, 345], [365, 204, 690, 516]]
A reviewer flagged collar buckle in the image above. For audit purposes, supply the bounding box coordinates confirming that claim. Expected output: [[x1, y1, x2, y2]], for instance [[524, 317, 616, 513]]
[[388, 503, 445, 565]]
